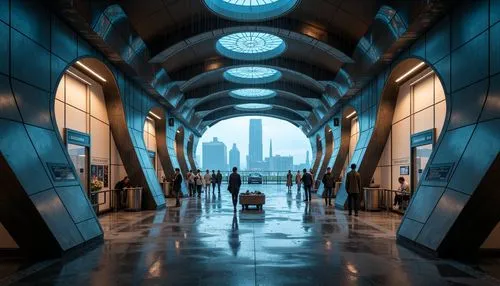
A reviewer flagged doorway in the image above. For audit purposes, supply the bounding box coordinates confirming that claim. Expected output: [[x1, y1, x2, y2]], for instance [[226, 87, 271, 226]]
[[411, 143, 433, 192]]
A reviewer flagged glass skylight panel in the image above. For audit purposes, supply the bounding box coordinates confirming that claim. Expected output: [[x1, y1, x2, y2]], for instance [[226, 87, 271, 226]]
[[234, 103, 273, 111], [216, 32, 286, 61], [224, 66, 281, 84], [204, 0, 299, 21], [230, 88, 276, 99]]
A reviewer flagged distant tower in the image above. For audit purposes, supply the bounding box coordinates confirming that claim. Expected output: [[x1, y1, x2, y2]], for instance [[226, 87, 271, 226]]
[[229, 143, 240, 170], [269, 139, 273, 158], [306, 151, 310, 166]]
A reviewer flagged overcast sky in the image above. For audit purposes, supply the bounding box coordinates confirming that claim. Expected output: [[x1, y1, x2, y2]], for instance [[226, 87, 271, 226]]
[[196, 116, 312, 169]]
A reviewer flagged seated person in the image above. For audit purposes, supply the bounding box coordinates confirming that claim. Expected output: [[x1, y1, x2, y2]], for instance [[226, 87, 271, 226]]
[[393, 177, 410, 209]]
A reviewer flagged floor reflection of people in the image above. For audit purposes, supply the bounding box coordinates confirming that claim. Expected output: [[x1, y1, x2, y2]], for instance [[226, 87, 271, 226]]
[[303, 202, 313, 231], [286, 191, 292, 209], [228, 214, 241, 256]]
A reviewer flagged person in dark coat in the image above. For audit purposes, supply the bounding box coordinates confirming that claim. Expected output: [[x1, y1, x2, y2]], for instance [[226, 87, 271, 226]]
[[322, 167, 335, 207], [211, 170, 217, 193], [228, 167, 242, 212], [216, 170, 223, 193], [345, 164, 362, 216], [172, 168, 183, 207], [301, 168, 313, 202], [114, 176, 130, 209]]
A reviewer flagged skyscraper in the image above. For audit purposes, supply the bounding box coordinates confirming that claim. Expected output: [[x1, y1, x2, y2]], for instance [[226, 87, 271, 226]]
[[248, 119, 263, 170], [229, 143, 240, 170], [202, 137, 227, 171]]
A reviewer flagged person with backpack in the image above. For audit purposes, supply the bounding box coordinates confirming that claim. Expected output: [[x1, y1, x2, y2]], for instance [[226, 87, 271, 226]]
[[345, 164, 362, 216], [216, 170, 223, 193], [195, 169, 203, 198], [228, 167, 242, 212], [322, 167, 335, 207], [301, 168, 313, 202], [172, 168, 183, 207]]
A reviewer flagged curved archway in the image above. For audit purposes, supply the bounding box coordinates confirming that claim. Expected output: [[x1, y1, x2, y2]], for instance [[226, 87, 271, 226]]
[[315, 124, 334, 192], [187, 134, 198, 171], [311, 134, 323, 177], [175, 126, 190, 176], [53, 57, 166, 211]]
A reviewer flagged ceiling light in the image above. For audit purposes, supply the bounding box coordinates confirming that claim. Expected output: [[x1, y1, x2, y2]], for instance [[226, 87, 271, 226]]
[[234, 103, 273, 111], [66, 70, 92, 86], [346, 111, 357, 119], [224, 66, 281, 84], [75, 61, 107, 82], [176, 130, 181, 134], [146, 116, 153, 121], [230, 88, 276, 100], [395, 62, 425, 83], [203, 0, 300, 22], [149, 111, 161, 120], [409, 70, 434, 86], [216, 32, 286, 61]]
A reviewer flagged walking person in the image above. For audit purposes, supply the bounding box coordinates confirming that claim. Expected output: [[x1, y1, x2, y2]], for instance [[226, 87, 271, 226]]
[[228, 167, 242, 212], [345, 164, 362, 216], [187, 170, 195, 197], [211, 170, 217, 193], [216, 170, 223, 193], [301, 168, 313, 202], [172, 168, 182, 207], [195, 169, 203, 198], [204, 169, 211, 194], [286, 170, 293, 192], [295, 170, 302, 193], [322, 167, 335, 207]]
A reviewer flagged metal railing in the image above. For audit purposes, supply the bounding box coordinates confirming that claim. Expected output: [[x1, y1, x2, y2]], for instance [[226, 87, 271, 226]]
[[363, 188, 411, 213], [190, 171, 304, 184]]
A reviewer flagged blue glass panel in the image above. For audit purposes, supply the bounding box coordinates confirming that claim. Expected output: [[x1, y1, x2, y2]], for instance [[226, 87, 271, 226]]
[[234, 103, 273, 111], [216, 32, 286, 61], [204, 0, 299, 21], [224, 66, 281, 84], [230, 88, 276, 99]]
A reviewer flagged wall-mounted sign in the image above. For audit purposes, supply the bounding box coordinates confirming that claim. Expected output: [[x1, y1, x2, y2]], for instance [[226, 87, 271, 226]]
[[411, 129, 434, 147], [400, 166, 409, 175], [148, 151, 156, 158], [47, 163, 76, 182], [66, 129, 91, 147], [425, 163, 454, 182]]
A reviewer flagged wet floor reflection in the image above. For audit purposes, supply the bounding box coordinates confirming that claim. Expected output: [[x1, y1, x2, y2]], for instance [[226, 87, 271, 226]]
[[8, 184, 499, 286]]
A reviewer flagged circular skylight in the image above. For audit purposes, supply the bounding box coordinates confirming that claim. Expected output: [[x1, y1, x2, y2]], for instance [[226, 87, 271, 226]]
[[230, 88, 276, 100], [224, 66, 281, 84], [204, 0, 300, 22], [216, 32, 286, 61], [234, 103, 273, 111]]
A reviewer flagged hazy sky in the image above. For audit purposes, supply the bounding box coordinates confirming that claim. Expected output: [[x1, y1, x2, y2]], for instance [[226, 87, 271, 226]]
[[196, 116, 312, 169]]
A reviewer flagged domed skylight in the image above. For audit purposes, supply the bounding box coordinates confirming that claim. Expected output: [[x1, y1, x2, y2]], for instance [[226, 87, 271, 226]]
[[234, 103, 273, 111], [230, 88, 276, 100], [204, 0, 300, 22], [216, 32, 286, 61], [224, 66, 281, 84]]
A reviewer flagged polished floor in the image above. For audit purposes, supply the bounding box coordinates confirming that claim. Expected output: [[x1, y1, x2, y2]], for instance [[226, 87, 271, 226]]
[[3, 184, 500, 286]]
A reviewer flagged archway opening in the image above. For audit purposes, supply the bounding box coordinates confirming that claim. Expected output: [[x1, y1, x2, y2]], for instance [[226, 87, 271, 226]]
[[53, 58, 128, 214], [196, 116, 312, 184]]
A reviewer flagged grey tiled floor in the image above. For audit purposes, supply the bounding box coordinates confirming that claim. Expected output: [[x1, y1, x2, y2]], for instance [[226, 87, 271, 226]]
[[7, 184, 500, 285]]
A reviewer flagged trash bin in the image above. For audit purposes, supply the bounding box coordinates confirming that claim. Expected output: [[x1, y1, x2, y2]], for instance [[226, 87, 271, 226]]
[[163, 182, 171, 197], [126, 187, 142, 211], [364, 188, 381, 211]]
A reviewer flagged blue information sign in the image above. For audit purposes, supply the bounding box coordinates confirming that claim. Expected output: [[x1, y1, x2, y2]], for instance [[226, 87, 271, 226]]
[[66, 129, 91, 147], [411, 129, 434, 147]]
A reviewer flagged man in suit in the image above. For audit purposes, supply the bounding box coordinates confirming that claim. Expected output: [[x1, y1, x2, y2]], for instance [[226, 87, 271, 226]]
[[301, 168, 313, 202], [172, 168, 183, 207], [228, 167, 242, 212], [345, 164, 362, 216]]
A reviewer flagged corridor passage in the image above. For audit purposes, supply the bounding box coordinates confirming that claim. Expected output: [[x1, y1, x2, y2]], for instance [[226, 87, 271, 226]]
[[7, 185, 498, 286]]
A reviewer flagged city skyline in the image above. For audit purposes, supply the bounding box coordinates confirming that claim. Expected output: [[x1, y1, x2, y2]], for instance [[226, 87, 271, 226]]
[[196, 116, 312, 170]]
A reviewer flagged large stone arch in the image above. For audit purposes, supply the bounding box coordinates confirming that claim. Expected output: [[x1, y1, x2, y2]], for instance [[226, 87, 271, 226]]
[[187, 134, 198, 171], [315, 124, 334, 192], [311, 134, 323, 177], [146, 106, 175, 180]]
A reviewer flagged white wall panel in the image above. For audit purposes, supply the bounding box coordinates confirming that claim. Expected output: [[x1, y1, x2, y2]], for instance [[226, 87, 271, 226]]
[[413, 106, 434, 134], [391, 118, 410, 162], [110, 135, 123, 165], [435, 75, 446, 102], [413, 75, 434, 112], [90, 118, 109, 163], [65, 75, 87, 111], [435, 101, 446, 138], [378, 131, 392, 166], [56, 77, 65, 101], [55, 99, 65, 136], [393, 84, 410, 123], [65, 105, 87, 133], [90, 86, 108, 124]]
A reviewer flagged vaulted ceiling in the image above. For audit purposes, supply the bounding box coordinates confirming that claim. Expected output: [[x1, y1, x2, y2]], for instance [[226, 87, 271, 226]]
[[52, 0, 450, 135]]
